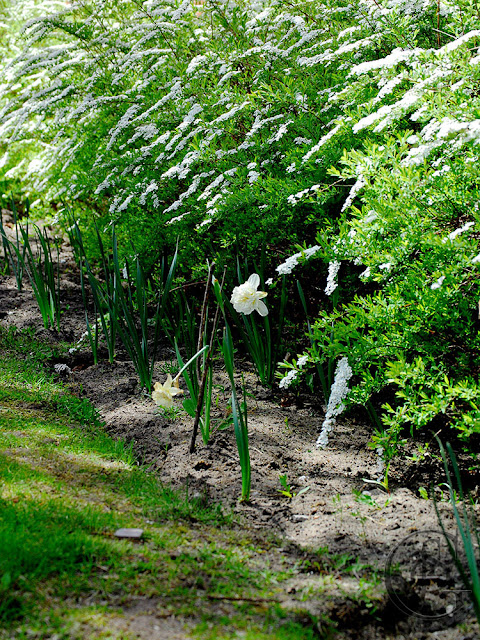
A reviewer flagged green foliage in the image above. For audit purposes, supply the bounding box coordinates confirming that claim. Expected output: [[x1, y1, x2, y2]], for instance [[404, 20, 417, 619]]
[[0, 199, 28, 289], [0, 326, 105, 427], [278, 474, 310, 499], [166, 266, 225, 449], [0, 0, 364, 273], [229, 260, 288, 387], [20, 223, 62, 331], [0, 198, 63, 330]]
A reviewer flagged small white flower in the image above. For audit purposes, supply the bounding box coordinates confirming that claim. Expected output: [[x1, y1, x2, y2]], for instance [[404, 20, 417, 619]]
[[431, 275, 445, 290], [265, 277, 273, 286], [152, 375, 183, 409], [230, 274, 268, 316]]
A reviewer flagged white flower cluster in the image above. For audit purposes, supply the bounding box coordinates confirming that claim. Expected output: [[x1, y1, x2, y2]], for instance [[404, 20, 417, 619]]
[[316, 357, 353, 449], [325, 260, 341, 296], [341, 174, 366, 213], [276, 245, 320, 276], [443, 221, 475, 243], [279, 369, 298, 389], [287, 184, 320, 205], [68, 329, 90, 354], [2, 0, 479, 260], [297, 354, 308, 367], [302, 123, 342, 163], [430, 275, 445, 290], [54, 363, 72, 376], [248, 170, 260, 184], [278, 351, 310, 388]]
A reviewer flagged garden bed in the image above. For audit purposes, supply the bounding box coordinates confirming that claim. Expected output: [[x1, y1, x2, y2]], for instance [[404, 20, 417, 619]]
[[1, 222, 478, 638]]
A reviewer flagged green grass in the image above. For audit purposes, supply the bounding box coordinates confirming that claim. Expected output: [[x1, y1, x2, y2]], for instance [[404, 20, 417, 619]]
[[0, 326, 383, 639]]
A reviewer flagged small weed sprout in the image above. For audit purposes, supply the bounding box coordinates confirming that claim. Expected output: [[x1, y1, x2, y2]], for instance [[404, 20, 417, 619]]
[[160, 360, 180, 377], [278, 475, 310, 499]]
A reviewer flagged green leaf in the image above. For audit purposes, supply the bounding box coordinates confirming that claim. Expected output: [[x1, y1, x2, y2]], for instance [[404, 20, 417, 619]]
[[183, 398, 197, 418]]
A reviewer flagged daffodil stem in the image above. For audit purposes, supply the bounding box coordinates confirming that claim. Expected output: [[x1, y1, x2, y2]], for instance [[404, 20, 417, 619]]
[[176, 345, 209, 381]]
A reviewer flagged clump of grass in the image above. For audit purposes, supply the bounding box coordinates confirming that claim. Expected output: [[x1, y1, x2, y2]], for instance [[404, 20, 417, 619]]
[[0, 326, 103, 427], [1, 199, 62, 330], [0, 197, 28, 290], [434, 439, 480, 624]]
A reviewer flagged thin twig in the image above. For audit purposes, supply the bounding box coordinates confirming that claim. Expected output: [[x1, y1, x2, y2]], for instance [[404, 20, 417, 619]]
[[437, 0, 441, 47], [206, 595, 280, 603], [169, 278, 208, 294], [196, 262, 215, 382]]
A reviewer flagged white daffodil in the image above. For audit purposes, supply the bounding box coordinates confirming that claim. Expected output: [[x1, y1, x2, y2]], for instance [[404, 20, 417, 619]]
[[151, 374, 183, 409], [230, 273, 268, 316]]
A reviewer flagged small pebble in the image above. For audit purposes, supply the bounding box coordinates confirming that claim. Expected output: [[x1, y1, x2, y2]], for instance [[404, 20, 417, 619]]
[[114, 528, 144, 539], [292, 514, 309, 522], [54, 363, 72, 377]]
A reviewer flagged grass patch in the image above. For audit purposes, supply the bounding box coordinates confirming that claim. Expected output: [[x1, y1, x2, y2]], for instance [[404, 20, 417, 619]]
[[0, 326, 382, 638]]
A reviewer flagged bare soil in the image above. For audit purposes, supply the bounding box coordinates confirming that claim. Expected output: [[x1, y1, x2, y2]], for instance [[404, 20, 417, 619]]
[[1, 208, 479, 639]]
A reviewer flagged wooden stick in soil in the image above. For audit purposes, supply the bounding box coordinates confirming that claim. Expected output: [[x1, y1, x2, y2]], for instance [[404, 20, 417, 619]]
[[206, 595, 280, 604], [189, 268, 226, 453]]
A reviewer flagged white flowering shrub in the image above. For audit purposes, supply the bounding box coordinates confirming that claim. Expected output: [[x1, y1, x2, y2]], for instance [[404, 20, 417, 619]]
[[2, 0, 480, 461], [0, 0, 428, 269]]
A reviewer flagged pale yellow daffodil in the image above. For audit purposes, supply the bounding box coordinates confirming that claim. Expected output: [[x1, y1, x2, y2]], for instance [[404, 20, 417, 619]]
[[151, 374, 183, 409]]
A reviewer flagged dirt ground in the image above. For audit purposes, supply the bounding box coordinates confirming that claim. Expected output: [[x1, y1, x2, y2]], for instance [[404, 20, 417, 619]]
[[1, 208, 479, 639]]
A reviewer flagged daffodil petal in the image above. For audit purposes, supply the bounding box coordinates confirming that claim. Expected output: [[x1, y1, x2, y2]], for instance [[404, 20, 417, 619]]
[[247, 273, 260, 288], [171, 387, 184, 396], [256, 299, 268, 316]]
